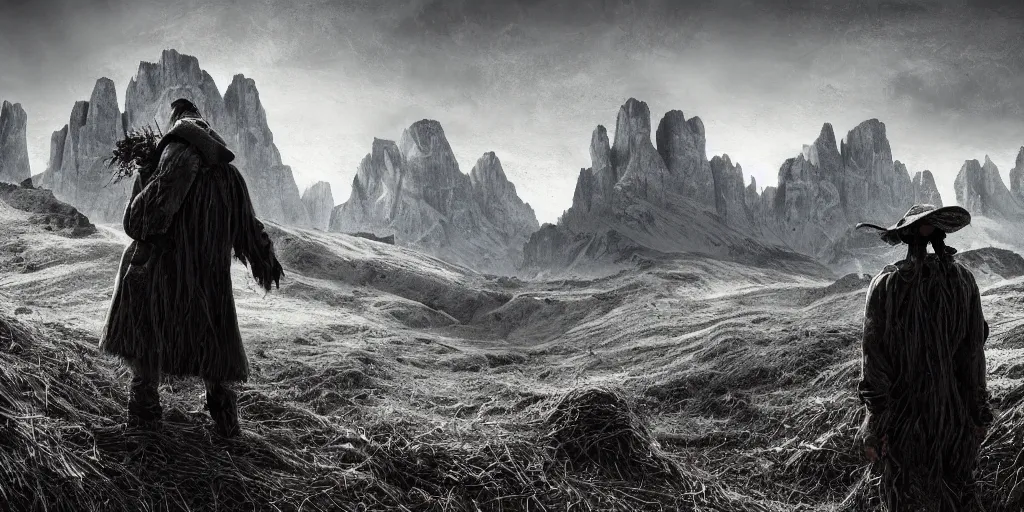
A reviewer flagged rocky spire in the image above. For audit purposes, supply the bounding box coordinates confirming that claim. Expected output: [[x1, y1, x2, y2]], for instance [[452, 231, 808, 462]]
[[0, 101, 31, 184], [590, 125, 615, 201], [301, 181, 334, 231], [709, 154, 751, 230], [1011, 146, 1024, 204], [224, 74, 310, 227], [911, 170, 943, 207], [119, 50, 310, 227], [955, 156, 1023, 219], [744, 175, 760, 216], [840, 119, 896, 219], [41, 78, 131, 223], [470, 151, 540, 241], [610, 98, 672, 206], [125, 49, 226, 132], [656, 109, 714, 210], [332, 122, 538, 274]]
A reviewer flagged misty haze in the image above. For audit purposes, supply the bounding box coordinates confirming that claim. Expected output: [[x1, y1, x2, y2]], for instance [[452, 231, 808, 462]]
[[1, 0, 1024, 510]]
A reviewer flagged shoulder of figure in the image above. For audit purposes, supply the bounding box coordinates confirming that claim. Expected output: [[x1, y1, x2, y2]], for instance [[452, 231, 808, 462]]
[[951, 261, 981, 287], [157, 119, 235, 165], [157, 137, 203, 166], [865, 267, 895, 301]]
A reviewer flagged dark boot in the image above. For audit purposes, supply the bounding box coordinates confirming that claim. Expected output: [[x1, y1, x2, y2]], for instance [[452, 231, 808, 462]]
[[205, 380, 240, 438], [127, 357, 162, 429]]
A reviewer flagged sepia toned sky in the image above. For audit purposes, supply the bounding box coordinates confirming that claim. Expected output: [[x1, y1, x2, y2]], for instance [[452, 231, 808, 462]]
[[1, 0, 1022, 224]]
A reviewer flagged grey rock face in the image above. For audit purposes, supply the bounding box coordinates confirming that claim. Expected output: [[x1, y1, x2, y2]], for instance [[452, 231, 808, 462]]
[[744, 176, 760, 216], [223, 74, 310, 227], [0, 101, 31, 184], [656, 110, 714, 210], [891, 160, 914, 212], [766, 120, 930, 262], [565, 125, 616, 217], [610, 98, 672, 206], [470, 152, 540, 246], [769, 124, 849, 257], [955, 156, 1024, 219], [772, 153, 846, 257], [591, 125, 614, 203], [0, 181, 96, 237], [330, 122, 539, 274], [524, 98, 823, 276], [37, 49, 311, 227], [529, 100, 947, 275], [301, 181, 334, 231], [125, 49, 227, 134], [39, 78, 132, 223], [1011, 147, 1024, 204], [331, 138, 404, 235], [840, 119, 896, 219], [709, 154, 751, 230], [911, 170, 943, 207]]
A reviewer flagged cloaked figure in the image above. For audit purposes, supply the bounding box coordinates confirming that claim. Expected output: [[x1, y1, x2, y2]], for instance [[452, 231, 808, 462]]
[[850, 204, 992, 511], [99, 98, 284, 437]]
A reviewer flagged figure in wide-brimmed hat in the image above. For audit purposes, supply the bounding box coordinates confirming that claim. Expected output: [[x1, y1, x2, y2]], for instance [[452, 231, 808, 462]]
[[848, 204, 991, 511], [100, 98, 284, 437]]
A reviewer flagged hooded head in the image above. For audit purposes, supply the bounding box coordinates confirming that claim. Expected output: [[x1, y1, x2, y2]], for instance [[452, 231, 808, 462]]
[[170, 98, 202, 124], [158, 98, 235, 164]]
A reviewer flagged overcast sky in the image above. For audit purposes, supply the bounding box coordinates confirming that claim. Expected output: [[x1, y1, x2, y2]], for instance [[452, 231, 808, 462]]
[[1, 0, 1022, 224]]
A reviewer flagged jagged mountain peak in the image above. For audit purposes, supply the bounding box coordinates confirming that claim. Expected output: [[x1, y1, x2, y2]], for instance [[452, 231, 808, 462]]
[[0, 100, 31, 184]]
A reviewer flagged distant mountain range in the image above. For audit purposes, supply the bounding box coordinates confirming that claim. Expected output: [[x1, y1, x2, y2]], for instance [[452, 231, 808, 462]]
[[1, 51, 1022, 278], [24, 50, 313, 228]]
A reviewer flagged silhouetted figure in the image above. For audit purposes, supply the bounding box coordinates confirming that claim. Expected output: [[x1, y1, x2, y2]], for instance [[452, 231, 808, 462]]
[[100, 98, 283, 437], [852, 204, 991, 511]]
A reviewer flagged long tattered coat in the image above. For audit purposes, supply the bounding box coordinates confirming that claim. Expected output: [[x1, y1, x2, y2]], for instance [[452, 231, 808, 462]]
[[99, 119, 281, 382], [857, 254, 992, 511]]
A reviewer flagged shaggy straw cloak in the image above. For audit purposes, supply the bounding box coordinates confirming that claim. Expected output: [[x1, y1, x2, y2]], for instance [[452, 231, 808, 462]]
[[99, 118, 282, 382], [854, 204, 992, 511]]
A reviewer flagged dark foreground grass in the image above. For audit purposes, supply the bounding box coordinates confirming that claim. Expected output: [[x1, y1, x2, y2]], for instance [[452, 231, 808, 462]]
[[0, 313, 774, 512], [4, 310, 1024, 511], [641, 323, 1024, 512]]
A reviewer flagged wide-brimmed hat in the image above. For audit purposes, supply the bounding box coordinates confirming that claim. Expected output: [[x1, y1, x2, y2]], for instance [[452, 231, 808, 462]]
[[855, 204, 971, 246]]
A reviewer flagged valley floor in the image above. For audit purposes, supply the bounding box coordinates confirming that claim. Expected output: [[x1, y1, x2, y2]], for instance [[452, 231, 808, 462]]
[[2, 213, 1024, 511]]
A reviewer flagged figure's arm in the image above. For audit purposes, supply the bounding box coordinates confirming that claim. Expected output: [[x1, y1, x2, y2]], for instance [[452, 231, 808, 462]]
[[956, 270, 993, 430], [123, 140, 201, 242], [857, 273, 892, 452], [228, 165, 283, 291], [121, 175, 145, 234]]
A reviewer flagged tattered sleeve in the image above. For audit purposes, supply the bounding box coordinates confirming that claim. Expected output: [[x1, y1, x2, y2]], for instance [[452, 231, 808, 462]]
[[858, 273, 892, 419], [123, 141, 201, 242], [228, 164, 283, 291], [955, 269, 993, 428]]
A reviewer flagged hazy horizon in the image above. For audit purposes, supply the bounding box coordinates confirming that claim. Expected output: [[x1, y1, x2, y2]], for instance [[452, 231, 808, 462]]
[[2, 0, 1023, 225]]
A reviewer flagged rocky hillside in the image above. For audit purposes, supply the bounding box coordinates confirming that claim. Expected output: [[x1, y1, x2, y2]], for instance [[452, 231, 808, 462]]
[[330, 122, 539, 274], [955, 155, 1024, 220], [301, 181, 334, 231], [37, 49, 311, 227], [0, 101, 31, 185], [0, 180, 95, 237]]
